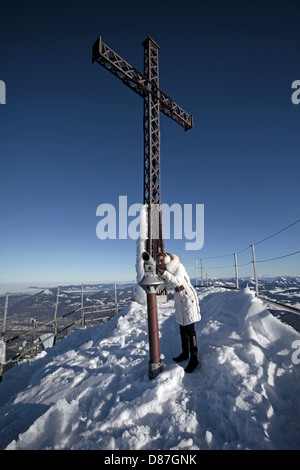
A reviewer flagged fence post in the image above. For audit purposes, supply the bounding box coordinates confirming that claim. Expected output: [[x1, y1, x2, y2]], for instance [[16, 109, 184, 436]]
[[0, 292, 9, 381], [1, 292, 9, 341], [31, 319, 37, 358], [234, 253, 239, 289], [114, 283, 118, 315], [201, 259, 203, 287], [251, 244, 259, 295], [81, 284, 85, 328], [53, 286, 60, 343]]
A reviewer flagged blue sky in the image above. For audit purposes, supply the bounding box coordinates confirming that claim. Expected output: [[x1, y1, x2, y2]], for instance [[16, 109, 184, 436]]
[[0, 0, 299, 285]]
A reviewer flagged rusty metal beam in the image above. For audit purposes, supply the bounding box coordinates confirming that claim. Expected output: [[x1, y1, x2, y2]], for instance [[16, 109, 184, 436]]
[[92, 36, 193, 132]]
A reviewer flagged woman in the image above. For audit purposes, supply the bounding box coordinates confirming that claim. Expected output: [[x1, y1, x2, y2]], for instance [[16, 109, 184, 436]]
[[157, 252, 201, 373]]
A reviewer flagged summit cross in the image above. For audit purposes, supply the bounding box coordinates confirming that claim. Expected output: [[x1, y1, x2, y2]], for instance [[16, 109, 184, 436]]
[[92, 36, 193, 258]]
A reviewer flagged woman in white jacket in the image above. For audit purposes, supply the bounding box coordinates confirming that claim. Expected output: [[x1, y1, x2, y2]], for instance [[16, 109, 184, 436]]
[[157, 253, 201, 373]]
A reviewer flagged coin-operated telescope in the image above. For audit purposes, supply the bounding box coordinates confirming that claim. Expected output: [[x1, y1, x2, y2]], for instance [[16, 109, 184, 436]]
[[139, 252, 164, 379], [139, 252, 164, 293]]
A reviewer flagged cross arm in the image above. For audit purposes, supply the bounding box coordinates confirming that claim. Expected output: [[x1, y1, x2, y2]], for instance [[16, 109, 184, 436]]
[[92, 36, 193, 131]]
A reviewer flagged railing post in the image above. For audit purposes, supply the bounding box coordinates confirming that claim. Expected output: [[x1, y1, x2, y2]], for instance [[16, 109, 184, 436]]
[[0, 292, 9, 382], [251, 244, 259, 295], [81, 284, 85, 328], [114, 282, 119, 315], [1, 292, 9, 341], [31, 319, 37, 358], [53, 286, 60, 344], [234, 253, 239, 289], [195, 258, 199, 287]]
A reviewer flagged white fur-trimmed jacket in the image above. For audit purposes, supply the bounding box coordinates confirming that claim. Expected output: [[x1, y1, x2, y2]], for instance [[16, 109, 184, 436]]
[[159, 254, 201, 326]]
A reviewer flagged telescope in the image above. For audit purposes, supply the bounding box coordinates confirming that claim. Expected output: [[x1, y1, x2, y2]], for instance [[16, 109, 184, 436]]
[[138, 252, 164, 294]]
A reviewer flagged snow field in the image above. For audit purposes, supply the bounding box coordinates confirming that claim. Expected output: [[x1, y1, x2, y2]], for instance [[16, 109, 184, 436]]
[[0, 287, 299, 450]]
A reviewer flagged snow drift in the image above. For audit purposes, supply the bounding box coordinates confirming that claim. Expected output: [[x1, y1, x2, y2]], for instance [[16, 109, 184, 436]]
[[0, 287, 299, 450]]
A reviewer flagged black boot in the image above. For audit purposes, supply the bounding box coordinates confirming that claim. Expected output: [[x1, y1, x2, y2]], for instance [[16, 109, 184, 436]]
[[184, 354, 199, 373], [173, 352, 189, 363], [173, 325, 189, 362], [184, 323, 199, 373]]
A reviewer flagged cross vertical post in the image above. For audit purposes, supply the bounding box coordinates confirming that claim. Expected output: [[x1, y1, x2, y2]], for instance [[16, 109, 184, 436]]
[[142, 37, 163, 259]]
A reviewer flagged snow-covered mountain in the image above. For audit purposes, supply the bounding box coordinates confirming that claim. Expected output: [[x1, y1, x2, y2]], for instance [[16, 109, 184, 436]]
[[0, 287, 299, 450]]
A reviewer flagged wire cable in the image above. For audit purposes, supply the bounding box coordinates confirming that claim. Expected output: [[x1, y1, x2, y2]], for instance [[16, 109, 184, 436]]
[[254, 218, 300, 246], [203, 264, 235, 270], [201, 253, 233, 260], [256, 250, 300, 263], [199, 218, 300, 261]]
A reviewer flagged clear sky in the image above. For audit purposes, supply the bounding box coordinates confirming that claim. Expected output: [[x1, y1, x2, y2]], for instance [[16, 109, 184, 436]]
[[0, 0, 299, 285]]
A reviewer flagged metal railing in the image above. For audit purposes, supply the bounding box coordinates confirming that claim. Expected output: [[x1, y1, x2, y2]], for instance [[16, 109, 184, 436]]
[[0, 284, 132, 381]]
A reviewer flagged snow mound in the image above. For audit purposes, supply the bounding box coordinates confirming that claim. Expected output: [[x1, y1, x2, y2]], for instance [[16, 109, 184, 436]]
[[0, 287, 299, 450]]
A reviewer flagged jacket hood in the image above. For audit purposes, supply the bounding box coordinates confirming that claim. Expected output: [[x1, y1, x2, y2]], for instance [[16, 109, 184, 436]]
[[165, 253, 181, 275]]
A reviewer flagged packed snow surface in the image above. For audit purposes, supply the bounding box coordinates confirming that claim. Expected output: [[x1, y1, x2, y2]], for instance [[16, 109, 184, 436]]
[[0, 287, 299, 450]]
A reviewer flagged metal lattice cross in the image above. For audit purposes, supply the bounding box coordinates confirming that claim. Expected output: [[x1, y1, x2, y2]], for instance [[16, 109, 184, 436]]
[[92, 36, 193, 258]]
